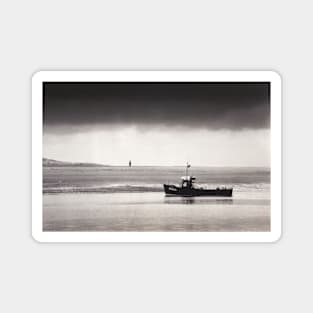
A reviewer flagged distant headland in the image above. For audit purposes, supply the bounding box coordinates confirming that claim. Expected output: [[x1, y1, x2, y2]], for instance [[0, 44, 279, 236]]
[[43, 158, 109, 167]]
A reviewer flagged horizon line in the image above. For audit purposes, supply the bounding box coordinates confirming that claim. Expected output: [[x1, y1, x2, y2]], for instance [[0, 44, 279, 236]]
[[43, 157, 269, 168]]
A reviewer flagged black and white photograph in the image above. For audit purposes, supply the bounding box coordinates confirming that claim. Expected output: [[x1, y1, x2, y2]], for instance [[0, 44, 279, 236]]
[[4, 0, 312, 311], [33, 71, 281, 242]]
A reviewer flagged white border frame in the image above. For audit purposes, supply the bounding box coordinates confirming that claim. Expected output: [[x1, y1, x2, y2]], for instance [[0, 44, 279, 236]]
[[32, 71, 281, 243]]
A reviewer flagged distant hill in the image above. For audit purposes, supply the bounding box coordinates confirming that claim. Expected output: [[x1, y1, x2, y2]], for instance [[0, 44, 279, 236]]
[[43, 158, 108, 167]]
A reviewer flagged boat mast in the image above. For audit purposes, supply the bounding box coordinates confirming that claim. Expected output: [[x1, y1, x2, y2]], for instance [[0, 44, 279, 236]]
[[186, 162, 190, 177]]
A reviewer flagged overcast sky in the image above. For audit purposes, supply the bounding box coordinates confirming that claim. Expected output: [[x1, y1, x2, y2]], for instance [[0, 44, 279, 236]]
[[43, 82, 270, 166]]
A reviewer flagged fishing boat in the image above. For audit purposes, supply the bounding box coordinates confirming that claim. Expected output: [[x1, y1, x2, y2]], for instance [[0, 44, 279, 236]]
[[163, 164, 233, 197]]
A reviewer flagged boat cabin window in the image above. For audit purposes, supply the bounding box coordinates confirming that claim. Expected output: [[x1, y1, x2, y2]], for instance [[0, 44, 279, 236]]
[[182, 180, 192, 188]]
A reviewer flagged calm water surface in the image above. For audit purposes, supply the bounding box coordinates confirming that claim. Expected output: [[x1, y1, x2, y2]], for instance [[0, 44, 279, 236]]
[[43, 166, 270, 232]]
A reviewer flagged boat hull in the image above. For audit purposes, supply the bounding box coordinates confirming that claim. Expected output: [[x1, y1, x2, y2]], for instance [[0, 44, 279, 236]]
[[163, 184, 233, 197]]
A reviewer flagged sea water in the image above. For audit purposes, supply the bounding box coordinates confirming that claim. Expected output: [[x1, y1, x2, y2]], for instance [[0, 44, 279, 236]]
[[43, 166, 270, 232]]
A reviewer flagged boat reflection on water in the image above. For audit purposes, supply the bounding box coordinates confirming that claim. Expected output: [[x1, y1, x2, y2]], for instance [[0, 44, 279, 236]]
[[164, 196, 233, 205]]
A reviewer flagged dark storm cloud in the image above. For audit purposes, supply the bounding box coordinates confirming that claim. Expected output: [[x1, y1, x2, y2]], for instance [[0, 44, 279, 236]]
[[43, 82, 270, 130]]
